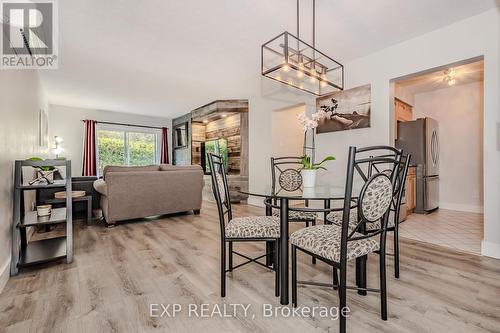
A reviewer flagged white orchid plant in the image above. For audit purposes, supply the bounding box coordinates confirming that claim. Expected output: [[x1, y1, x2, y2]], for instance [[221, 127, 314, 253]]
[[296, 110, 335, 170], [296, 109, 327, 131]]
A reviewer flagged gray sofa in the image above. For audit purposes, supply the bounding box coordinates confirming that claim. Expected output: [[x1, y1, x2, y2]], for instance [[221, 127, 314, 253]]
[[93, 164, 203, 225]]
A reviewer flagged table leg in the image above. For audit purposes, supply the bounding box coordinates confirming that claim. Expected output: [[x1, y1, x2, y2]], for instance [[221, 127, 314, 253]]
[[86, 197, 92, 225], [324, 199, 330, 224], [265, 199, 274, 267], [280, 197, 289, 305]]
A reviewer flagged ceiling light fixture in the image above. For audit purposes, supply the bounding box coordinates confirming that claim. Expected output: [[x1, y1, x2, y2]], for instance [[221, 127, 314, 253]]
[[444, 68, 457, 86], [261, 0, 344, 96]]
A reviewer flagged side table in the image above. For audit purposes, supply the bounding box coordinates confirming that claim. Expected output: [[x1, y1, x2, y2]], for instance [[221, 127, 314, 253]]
[[41, 195, 92, 225]]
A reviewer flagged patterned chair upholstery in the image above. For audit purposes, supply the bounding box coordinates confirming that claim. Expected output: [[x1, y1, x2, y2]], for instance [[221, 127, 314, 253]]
[[326, 210, 396, 231], [225, 216, 280, 238], [272, 208, 317, 220], [291, 225, 379, 262]]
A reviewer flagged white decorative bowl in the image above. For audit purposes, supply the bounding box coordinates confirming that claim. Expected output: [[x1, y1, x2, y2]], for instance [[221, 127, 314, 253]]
[[36, 205, 52, 217]]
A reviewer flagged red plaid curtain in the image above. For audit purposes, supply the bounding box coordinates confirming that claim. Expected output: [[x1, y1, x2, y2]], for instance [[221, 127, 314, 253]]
[[82, 120, 97, 176], [161, 127, 169, 164]]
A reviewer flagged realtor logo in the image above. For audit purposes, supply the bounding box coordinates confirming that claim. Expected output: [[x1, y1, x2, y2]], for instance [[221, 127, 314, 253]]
[[0, 0, 58, 69]]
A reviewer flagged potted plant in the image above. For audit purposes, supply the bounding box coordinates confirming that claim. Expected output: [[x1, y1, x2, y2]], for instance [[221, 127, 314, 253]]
[[300, 155, 335, 187], [296, 110, 334, 187], [27, 157, 56, 183]]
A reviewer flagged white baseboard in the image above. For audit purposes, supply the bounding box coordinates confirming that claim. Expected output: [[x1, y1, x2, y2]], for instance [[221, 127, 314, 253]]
[[0, 258, 10, 294], [439, 202, 483, 213], [481, 241, 500, 259]]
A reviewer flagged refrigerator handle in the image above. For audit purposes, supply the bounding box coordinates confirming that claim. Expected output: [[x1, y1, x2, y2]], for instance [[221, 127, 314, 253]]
[[431, 130, 438, 166]]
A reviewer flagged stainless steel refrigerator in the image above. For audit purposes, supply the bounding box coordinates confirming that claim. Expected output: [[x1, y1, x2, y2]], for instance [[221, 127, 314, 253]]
[[396, 117, 439, 213]]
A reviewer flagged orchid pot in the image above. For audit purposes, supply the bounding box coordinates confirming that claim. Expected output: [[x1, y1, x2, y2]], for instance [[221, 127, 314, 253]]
[[300, 155, 335, 188], [301, 169, 317, 187]]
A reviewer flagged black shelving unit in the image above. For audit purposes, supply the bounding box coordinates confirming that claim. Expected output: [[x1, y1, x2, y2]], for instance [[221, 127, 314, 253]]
[[11, 160, 73, 276]]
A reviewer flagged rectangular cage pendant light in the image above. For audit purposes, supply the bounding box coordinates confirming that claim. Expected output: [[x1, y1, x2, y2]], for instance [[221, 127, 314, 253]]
[[261, 0, 344, 96], [261, 32, 344, 96]]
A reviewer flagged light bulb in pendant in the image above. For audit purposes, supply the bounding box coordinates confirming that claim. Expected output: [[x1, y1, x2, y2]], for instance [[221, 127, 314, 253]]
[[320, 80, 327, 87], [282, 64, 290, 72], [310, 75, 317, 83], [297, 70, 304, 78]]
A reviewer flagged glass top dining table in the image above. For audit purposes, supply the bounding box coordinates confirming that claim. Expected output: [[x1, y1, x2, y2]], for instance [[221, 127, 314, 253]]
[[240, 184, 366, 305], [240, 184, 360, 201]]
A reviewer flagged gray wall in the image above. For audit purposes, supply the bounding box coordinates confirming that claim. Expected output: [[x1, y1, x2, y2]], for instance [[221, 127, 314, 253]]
[[0, 71, 47, 291]]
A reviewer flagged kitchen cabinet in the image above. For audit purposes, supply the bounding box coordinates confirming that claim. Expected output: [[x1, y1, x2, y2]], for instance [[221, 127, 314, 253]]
[[405, 166, 416, 213], [394, 98, 413, 139]]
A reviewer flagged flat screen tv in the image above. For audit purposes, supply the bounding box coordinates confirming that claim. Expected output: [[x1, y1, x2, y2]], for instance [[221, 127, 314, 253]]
[[202, 138, 228, 174], [173, 123, 188, 148]]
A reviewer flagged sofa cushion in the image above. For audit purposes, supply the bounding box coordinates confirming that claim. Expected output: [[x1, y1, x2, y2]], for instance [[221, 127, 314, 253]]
[[93, 179, 108, 196], [103, 165, 160, 178], [159, 164, 203, 172]]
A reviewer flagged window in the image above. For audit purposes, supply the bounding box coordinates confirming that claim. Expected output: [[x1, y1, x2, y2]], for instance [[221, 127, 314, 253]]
[[96, 124, 161, 175]]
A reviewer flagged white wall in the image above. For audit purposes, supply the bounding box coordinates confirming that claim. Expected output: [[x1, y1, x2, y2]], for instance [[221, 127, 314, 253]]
[[395, 85, 415, 106], [271, 104, 305, 157], [49, 105, 172, 176], [248, 9, 500, 258], [413, 82, 483, 213], [0, 71, 47, 292]]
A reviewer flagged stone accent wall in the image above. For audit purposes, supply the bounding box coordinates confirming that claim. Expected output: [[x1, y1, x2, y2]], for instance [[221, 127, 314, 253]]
[[172, 100, 249, 203], [205, 114, 241, 174], [191, 122, 206, 166]]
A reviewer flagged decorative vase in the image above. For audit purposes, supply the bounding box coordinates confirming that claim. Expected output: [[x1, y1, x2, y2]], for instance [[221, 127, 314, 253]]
[[38, 170, 54, 183], [36, 205, 52, 217], [301, 169, 317, 187]]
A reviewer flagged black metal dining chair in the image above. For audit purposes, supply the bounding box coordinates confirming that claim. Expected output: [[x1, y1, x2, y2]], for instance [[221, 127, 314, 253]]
[[268, 157, 318, 227], [267, 156, 318, 264], [208, 153, 280, 297], [326, 153, 411, 278], [290, 146, 402, 333]]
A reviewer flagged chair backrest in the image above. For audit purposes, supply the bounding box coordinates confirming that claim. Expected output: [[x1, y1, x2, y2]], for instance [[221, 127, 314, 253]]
[[270, 157, 303, 193], [367, 153, 412, 227], [208, 153, 232, 237], [340, 146, 403, 263]]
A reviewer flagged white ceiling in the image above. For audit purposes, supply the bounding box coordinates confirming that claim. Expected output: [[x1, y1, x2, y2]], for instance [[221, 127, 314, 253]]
[[396, 60, 484, 95], [39, 0, 499, 118]]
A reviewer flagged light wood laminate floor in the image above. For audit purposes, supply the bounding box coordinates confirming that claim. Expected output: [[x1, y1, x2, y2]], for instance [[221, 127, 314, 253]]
[[1, 202, 499, 333]]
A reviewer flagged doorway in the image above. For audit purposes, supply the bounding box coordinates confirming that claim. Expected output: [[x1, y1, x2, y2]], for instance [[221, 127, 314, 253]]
[[391, 58, 484, 254], [271, 103, 305, 157]]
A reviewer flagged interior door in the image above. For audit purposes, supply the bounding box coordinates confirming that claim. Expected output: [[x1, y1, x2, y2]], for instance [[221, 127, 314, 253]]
[[426, 118, 439, 176]]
